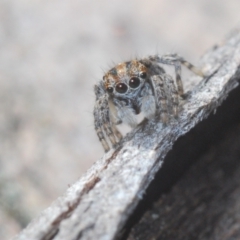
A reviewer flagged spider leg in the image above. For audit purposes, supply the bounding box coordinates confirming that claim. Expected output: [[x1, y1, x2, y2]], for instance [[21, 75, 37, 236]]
[[150, 75, 168, 124], [148, 53, 205, 97], [94, 98, 110, 152], [159, 53, 205, 76], [108, 100, 123, 141], [94, 93, 119, 152], [171, 59, 183, 97], [94, 122, 109, 152], [111, 124, 122, 141], [162, 73, 179, 118]]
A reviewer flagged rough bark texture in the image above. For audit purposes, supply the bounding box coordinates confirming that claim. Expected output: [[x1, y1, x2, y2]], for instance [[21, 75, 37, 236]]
[[127, 88, 240, 240], [13, 29, 240, 240]]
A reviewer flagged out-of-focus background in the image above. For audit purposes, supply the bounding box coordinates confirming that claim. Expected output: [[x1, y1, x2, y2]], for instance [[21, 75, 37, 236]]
[[0, 0, 239, 239]]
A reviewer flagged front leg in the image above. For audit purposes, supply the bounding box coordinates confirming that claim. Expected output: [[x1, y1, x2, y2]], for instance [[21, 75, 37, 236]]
[[149, 73, 179, 124], [94, 94, 121, 152], [150, 75, 168, 123], [162, 73, 179, 117]]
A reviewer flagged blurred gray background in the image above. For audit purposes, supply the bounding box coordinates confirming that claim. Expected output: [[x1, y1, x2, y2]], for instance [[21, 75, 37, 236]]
[[0, 0, 239, 239]]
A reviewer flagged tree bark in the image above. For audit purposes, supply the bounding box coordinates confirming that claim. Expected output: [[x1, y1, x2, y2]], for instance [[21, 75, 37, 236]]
[[128, 109, 240, 240], [13, 29, 240, 240]]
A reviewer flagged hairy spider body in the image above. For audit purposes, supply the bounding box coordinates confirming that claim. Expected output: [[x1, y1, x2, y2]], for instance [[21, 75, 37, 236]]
[[94, 54, 204, 152]]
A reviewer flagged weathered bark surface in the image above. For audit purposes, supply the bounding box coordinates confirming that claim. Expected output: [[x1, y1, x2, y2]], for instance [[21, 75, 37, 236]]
[[127, 89, 240, 240], [13, 29, 240, 240]]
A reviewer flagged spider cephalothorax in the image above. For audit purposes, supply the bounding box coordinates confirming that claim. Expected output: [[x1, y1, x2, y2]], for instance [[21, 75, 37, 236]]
[[94, 54, 205, 152]]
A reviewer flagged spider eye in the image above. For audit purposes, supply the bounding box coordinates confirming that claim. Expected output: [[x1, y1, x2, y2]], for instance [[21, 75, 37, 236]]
[[129, 77, 140, 88], [115, 83, 128, 93], [139, 72, 147, 79], [106, 87, 113, 93]]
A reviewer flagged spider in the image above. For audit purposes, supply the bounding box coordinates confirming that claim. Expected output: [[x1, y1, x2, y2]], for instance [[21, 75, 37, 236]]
[[94, 54, 205, 152]]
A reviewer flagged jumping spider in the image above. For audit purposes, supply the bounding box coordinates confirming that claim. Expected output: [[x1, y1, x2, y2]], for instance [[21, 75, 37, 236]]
[[94, 54, 205, 152]]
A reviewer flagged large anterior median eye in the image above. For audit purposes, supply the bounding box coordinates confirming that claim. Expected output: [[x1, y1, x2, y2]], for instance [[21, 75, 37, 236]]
[[129, 77, 140, 88], [115, 83, 128, 93]]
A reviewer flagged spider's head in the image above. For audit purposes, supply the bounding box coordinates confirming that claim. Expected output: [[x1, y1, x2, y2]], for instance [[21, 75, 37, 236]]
[[103, 60, 148, 98]]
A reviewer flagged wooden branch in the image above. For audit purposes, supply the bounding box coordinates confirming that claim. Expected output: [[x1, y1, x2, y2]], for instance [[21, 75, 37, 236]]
[[127, 93, 240, 239], [13, 29, 240, 240]]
